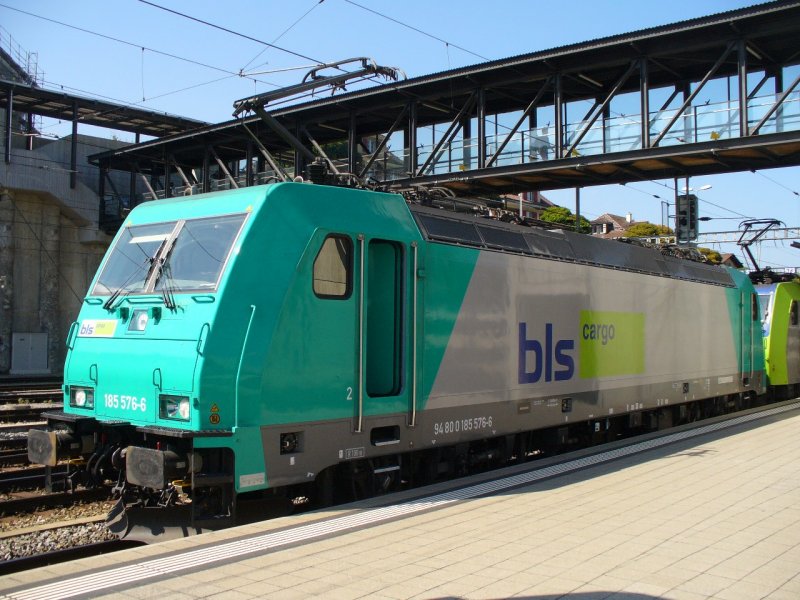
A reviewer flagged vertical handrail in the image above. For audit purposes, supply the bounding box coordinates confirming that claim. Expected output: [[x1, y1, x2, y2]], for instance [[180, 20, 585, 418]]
[[749, 293, 755, 386], [740, 292, 746, 383], [66, 321, 78, 350], [410, 242, 418, 427], [356, 235, 365, 433], [152, 368, 162, 391], [235, 305, 256, 431]]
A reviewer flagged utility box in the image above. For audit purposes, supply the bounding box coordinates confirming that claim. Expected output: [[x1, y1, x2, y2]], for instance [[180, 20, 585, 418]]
[[10, 332, 49, 374]]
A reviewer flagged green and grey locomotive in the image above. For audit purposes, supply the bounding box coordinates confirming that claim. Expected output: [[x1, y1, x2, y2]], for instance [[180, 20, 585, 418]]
[[28, 182, 766, 538]]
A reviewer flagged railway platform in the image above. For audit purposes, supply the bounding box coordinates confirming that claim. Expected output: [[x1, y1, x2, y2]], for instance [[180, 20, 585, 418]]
[[1, 401, 799, 600]]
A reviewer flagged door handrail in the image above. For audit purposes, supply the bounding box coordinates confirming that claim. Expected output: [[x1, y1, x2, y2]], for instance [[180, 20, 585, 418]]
[[356, 234, 365, 433], [410, 242, 418, 427]]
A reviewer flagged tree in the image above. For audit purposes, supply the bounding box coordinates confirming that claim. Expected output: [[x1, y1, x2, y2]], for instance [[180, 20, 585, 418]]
[[622, 223, 674, 238], [539, 206, 590, 233], [697, 247, 722, 264]]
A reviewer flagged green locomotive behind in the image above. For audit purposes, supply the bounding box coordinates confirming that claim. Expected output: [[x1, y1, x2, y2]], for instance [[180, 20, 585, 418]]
[[757, 281, 800, 396], [29, 182, 766, 539]]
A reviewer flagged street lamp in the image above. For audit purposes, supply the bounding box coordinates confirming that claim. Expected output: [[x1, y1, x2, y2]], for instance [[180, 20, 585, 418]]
[[680, 184, 712, 193]]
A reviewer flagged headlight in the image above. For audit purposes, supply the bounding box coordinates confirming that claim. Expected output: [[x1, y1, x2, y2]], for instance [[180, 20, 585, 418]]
[[160, 395, 191, 421], [69, 387, 95, 409], [128, 309, 149, 332]]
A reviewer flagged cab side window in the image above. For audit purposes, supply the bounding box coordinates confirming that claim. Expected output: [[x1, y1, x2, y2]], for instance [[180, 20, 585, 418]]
[[313, 235, 352, 299], [791, 300, 798, 326]]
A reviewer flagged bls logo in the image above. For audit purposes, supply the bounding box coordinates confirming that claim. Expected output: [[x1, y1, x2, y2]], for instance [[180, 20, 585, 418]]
[[518, 322, 575, 384]]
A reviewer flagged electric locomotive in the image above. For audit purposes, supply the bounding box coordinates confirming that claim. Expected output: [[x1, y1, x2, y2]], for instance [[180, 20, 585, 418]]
[[757, 281, 800, 397], [28, 182, 765, 539]]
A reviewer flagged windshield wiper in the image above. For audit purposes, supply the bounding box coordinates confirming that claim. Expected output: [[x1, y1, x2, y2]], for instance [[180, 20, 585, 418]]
[[102, 287, 126, 311], [153, 239, 178, 310], [159, 263, 177, 310], [103, 254, 156, 311], [104, 241, 166, 312]]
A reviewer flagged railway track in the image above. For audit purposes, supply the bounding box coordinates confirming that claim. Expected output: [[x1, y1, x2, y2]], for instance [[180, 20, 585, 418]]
[[0, 450, 29, 467], [0, 465, 70, 494], [0, 377, 60, 392], [0, 378, 61, 427], [0, 439, 28, 452], [0, 488, 112, 516], [0, 403, 58, 424], [0, 422, 44, 468], [0, 539, 143, 575], [0, 389, 60, 401]]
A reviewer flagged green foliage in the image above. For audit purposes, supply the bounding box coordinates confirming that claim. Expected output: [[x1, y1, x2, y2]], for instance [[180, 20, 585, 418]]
[[540, 206, 590, 233], [622, 222, 674, 238], [697, 247, 722, 264]]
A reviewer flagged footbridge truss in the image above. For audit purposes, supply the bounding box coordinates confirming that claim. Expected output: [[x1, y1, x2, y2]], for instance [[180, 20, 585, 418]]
[[90, 1, 800, 230]]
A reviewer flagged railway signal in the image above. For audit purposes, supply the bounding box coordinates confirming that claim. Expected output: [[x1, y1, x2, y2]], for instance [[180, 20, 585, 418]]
[[676, 193, 699, 242]]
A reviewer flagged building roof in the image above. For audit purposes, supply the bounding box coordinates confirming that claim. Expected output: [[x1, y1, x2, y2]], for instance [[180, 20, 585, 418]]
[[720, 253, 744, 268], [591, 213, 635, 228], [0, 79, 210, 138]]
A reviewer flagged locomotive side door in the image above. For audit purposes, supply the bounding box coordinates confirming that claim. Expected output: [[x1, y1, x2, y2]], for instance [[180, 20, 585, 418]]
[[355, 236, 413, 433], [786, 299, 800, 384]]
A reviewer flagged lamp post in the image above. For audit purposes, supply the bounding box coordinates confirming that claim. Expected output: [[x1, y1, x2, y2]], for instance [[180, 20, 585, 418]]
[[661, 200, 671, 228]]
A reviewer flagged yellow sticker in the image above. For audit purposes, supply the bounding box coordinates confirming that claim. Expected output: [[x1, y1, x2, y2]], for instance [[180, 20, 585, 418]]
[[209, 414, 221, 425], [210, 403, 219, 413]]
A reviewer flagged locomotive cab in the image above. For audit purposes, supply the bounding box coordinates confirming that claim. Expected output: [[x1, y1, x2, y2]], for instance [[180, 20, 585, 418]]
[[29, 181, 426, 539], [757, 282, 800, 396], [29, 189, 258, 536]]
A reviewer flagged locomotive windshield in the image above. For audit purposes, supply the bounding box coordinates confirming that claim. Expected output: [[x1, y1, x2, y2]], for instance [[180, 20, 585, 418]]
[[92, 222, 175, 295], [758, 293, 772, 324], [93, 213, 246, 296]]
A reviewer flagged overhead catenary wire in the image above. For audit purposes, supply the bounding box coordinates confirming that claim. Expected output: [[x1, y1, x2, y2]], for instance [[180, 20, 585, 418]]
[[137, 0, 325, 65], [0, 3, 260, 81], [239, 0, 327, 74], [30, 72, 248, 138], [342, 0, 490, 62], [620, 183, 744, 221], [0, 3, 289, 135], [751, 169, 800, 197], [641, 179, 753, 220]]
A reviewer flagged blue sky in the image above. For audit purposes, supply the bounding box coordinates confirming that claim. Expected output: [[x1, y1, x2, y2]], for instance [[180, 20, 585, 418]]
[[3, 0, 799, 268]]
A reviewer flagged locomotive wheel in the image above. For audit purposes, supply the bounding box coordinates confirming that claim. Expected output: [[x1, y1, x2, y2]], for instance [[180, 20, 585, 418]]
[[313, 466, 335, 509]]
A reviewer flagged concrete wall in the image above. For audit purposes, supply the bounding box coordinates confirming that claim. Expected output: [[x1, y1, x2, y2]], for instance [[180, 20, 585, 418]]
[[0, 190, 107, 375], [0, 132, 114, 375], [35, 134, 133, 199]]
